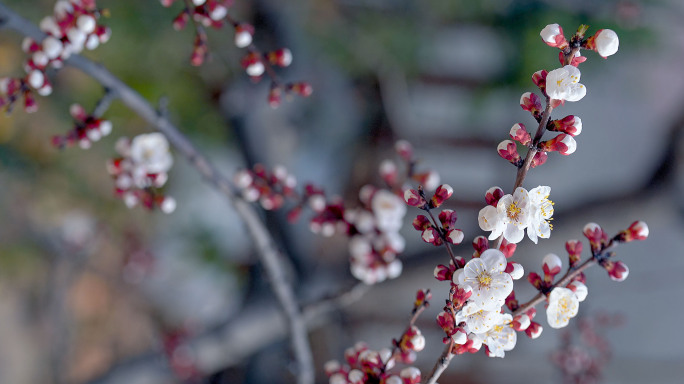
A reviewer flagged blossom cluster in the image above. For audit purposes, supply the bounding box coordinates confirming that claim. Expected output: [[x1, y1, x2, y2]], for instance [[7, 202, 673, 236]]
[[106, 133, 176, 213], [478, 185, 554, 244], [51, 103, 113, 149], [0, 0, 110, 113], [393, 24, 650, 370], [497, 24, 620, 179], [324, 343, 421, 384], [434, 242, 532, 358], [324, 290, 429, 384], [159, 0, 312, 107]]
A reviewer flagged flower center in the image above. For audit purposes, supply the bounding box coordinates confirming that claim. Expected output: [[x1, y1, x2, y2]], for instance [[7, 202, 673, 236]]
[[493, 325, 504, 333], [477, 272, 493, 287], [507, 202, 522, 221]]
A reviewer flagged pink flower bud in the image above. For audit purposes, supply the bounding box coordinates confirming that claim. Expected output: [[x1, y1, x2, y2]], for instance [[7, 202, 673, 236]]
[[512, 314, 531, 331], [509, 123, 532, 145], [528, 272, 542, 290], [520, 92, 542, 118], [438, 209, 458, 229], [446, 229, 464, 245], [379, 159, 398, 186], [539, 133, 576, 155], [525, 321, 543, 339], [289, 82, 313, 97], [172, 12, 189, 30], [508, 262, 524, 280], [437, 310, 456, 335], [160, 196, 177, 213], [234, 23, 254, 48], [404, 189, 426, 207], [617, 220, 649, 242], [588, 29, 619, 58], [77, 14, 96, 34], [542, 253, 563, 278], [565, 239, 583, 266], [498, 239, 516, 258], [472, 235, 489, 257], [540, 23, 568, 49], [412, 215, 431, 231], [433, 264, 452, 281], [421, 228, 436, 243], [24, 92, 38, 113], [395, 139, 413, 161], [567, 281, 588, 302], [241, 52, 264, 77], [602, 260, 629, 282], [484, 186, 504, 207], [400, 367, 421, 384], [561, 50, 587, 67], [532, 69, 548, 92], [530, 151, 548, 168], [27, 70, 45, 89], [583, 222, 607, 253], [431, 184, 453, 208], [268, 86, 282, 108], [549, 115, 582, 136], [267, 48, 293, 67], [497, 140, 522, 166]]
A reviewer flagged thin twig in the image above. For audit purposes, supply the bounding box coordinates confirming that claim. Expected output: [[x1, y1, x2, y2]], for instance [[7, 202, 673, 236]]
[[0, 3, 314, 383], [424, 341, 454, 384], [512, 257, 597, 318], [91, 88, 118, 118]]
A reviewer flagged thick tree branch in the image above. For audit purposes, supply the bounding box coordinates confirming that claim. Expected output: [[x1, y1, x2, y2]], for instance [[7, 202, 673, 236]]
[[0, 3, 314, 383]]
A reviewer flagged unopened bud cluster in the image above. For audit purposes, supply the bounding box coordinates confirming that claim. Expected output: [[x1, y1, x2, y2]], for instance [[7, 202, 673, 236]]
[[160, 0, 312, 107], [51, 103, 113, 149], [107, 133, 176, 214], [325, 290, 430, 384], [0, 0, 110, 113], [324, 343, 421, 384]]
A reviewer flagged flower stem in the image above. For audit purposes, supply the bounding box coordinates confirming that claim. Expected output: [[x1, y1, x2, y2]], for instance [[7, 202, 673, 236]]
[[424, 341, 454, 384], [512, 257, 596, 317]]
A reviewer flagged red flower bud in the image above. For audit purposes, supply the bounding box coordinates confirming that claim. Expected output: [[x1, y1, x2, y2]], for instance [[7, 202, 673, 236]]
[[404, 189, 426, 207], [532, 70, 548, 93], [267, 48, 293, 67], [497, 140, 522, 166], [438, 209, 458, 229], [530, 151, 548, 168], [509, 123, 532, 146], [539, 133, 576, 155], [484, 186, 504, 207], [431, 184, 453, 208], [520, 92, 542, 119], [548, 115, 582, 136]]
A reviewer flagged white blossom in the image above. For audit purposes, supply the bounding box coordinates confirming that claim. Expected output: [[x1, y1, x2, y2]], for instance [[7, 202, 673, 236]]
[[130, 132, 173, 174], [371, 190, 406, 233], [480, 313, 517, 358], [540, 23, 563, 46], [546, 65, 586, 102], [527, 186, 554, 243], [458, 249, 513, 311], [478, 187, 530, 243], [595, 29, 619, 57], [547, 287, 580, 329], [568, 281, 588, 302], [456, 302, 500, 334]]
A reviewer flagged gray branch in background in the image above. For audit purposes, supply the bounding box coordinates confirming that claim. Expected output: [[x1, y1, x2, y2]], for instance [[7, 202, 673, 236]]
[[0, 3, 314, 383]]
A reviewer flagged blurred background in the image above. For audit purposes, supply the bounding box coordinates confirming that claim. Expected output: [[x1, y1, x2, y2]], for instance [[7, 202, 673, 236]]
[[1, 0, 683, 383]]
